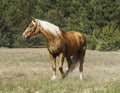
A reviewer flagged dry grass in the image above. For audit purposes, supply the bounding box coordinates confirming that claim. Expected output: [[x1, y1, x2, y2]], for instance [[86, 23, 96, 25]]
[[0, 48, 120, 93]]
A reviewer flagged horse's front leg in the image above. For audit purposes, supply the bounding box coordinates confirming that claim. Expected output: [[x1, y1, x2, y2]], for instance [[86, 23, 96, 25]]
[[59, 53, 65, 79], [49, 54, 57, 80]]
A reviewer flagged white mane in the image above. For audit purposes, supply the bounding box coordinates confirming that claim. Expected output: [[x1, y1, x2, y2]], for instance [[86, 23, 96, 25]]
[[36, 19, 62, 36]]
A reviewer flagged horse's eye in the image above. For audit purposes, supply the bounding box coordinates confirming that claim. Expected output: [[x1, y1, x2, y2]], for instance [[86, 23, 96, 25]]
[[30, 25, 32, 27], [29, 24, 33, 27]]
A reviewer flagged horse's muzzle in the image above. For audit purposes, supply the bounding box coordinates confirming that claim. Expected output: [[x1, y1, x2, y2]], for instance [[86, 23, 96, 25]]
[[22, 35, 30, 40], [22, 32, 29, 40]]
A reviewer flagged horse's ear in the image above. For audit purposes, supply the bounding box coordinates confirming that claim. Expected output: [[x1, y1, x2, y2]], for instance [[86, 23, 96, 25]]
[[31, 16, 36, 22], [31, 16, 36, 25]]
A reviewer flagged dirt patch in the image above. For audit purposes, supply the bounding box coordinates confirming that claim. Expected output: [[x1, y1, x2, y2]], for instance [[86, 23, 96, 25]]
[[84, 50, 120, 80], [0, 49, 120, 80]]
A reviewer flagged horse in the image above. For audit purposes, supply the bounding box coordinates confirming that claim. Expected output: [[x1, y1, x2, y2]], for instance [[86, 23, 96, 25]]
[[22, 17, 86, 80]]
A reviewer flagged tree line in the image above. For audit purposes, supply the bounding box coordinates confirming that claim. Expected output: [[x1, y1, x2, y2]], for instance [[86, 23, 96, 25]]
[[0, 0, 120, 51]]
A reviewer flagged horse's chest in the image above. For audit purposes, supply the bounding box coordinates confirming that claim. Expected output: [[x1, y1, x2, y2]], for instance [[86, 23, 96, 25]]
[[48, 41, 63, 56]]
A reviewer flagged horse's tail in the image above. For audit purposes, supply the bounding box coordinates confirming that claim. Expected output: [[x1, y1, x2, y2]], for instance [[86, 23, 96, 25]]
[[68, 53, 80, 72], [69, 37, 86, 72]]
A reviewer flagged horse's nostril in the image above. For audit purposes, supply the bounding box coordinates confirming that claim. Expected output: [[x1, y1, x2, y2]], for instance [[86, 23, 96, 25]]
[[26, 36, 30, 39], [22, 33, 25, 38], [22, 33, 27, 40]]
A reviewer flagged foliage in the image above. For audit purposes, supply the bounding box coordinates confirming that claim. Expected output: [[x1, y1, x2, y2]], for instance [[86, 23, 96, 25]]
[[0, 0, 120, 50]]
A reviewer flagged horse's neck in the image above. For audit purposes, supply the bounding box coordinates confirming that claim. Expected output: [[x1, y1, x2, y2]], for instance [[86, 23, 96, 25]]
[[40, 28, 57, 42], [39, 27, 66, 48]]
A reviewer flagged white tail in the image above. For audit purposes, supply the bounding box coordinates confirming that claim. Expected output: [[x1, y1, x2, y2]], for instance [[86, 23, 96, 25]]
[[69, 53, 80, 72], [69, 40, 86, 73]]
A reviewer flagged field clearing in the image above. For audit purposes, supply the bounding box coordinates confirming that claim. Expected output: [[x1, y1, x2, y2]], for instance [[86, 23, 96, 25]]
[[0, 48, 120, 93]]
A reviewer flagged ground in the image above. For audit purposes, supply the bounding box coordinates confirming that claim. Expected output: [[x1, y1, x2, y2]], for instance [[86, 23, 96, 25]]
[[0, 48, 120, 93]]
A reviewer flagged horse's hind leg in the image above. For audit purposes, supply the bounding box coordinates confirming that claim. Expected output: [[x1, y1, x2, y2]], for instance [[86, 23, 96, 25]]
[[59, 53, 65, 78], [79, 48, 86, 80], [79, 57, 84, 80]]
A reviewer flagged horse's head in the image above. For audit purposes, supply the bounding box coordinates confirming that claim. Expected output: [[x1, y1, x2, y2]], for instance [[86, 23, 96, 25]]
[[22, 17, 40, 39]]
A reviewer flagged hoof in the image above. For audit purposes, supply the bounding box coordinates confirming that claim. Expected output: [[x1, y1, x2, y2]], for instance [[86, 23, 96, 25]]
[[62, 71, 68, 79], [51, 75, 57, 80], [79, 72, 83, 80], [80, 77, 83, 80], [65, 69, 69, 76], [62, 74, 66, 79]]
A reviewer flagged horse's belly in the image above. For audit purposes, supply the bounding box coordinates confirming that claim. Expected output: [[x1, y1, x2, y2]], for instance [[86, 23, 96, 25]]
[[66, 44, 80, 57]]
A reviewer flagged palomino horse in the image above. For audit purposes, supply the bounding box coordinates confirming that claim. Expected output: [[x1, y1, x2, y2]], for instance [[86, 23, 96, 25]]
[[22, 17, 86, 80]]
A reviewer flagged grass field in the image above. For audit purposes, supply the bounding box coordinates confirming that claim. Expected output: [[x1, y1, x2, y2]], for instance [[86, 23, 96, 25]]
[[0, 48, 120, 93]]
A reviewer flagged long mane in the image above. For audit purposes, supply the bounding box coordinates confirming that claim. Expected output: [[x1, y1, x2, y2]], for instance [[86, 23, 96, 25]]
[[36, 19, 62, 36]]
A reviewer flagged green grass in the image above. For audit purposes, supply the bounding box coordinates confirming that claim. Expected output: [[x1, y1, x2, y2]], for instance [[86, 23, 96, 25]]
[[0, 48, 120, 93], [0, 77, 120, 93]]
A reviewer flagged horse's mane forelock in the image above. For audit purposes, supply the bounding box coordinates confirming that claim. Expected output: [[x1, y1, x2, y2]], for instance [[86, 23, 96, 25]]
[[36, 19, 62, 36]]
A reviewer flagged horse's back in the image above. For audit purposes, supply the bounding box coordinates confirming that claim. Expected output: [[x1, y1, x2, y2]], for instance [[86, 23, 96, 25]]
[[65, 31, 86, 45]]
